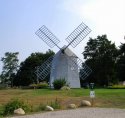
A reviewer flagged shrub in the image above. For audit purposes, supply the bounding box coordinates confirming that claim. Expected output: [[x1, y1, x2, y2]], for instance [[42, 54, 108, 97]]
[[29, 82, 48, 89], [53, 78, 68, 90], [38, 104, 46, 111], [0, 84, 7, 90], [37, 82, 48, 89], [50, 99, 61, 109], [36, 98, 61, 112], [0, 105, 4, 116], [3, 99, 31, 115], [29, 84, 37, 89], [108, 85, 125, 89]]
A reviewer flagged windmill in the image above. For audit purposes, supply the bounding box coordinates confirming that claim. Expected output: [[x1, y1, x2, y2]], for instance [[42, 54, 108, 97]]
[[35, 22, 92, 88]]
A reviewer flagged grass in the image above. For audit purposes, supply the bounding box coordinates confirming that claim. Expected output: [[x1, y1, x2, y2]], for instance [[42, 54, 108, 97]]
[[0, 88, 125, 110]]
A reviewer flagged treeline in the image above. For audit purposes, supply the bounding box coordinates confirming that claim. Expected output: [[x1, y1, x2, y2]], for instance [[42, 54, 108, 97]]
[[0, 35, 125, 87], [0, 50, 54, 86], [82, 35, 125, 86]]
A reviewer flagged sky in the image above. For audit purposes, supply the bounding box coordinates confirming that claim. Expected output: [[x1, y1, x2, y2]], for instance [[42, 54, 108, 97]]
[[0, 0, 125, 73]]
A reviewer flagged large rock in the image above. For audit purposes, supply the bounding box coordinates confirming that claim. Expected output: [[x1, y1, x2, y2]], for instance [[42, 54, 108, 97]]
[[14, 108, 25, 115], [46, 106, 54, 111], [81, 100, 91, 106], [61, 86, 70, 90], [68, 104, 76, 109], [123, 81, 125, 85]]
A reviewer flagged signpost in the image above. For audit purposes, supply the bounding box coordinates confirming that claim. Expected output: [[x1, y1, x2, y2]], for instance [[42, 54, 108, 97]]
[[90, 83, 95, 106]]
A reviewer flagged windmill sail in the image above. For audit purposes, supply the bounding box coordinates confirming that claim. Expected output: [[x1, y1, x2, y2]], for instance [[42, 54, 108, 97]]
[[65, 22, 91, 48], [35, 56, 53, 80], [80, 63, 92, 80], [35, 25, 61, 49], [68, 55, 92, 80]]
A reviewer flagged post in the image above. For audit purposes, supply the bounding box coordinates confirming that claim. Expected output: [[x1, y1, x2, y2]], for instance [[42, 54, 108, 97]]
[[90, 83, 95, 107]]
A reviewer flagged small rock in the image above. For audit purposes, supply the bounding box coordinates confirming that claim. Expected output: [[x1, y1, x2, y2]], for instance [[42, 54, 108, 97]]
[[46, 105, 54, 111], [14, 108, 25, 115], [81, 100, 91, 106], [68, 104, 76, 109], [61, 86, 70, 90]]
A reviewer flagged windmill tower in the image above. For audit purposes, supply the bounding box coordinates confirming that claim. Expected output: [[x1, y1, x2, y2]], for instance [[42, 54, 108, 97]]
[[35, 22, 92, 88]]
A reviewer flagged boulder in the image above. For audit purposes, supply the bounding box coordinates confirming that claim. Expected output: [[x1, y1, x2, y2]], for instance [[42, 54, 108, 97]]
[[81, 100, 91, 106], [46, 105, 54, 111], [14, 108, 25, 115], [68, 104, 76, 109], [123, 81, 125, 85], [61, 86, 70, 90]]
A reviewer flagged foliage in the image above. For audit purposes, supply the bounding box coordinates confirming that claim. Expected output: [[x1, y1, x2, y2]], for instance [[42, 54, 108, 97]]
[[0, 84, 7, 90], [29, 82, 48, 89], [1, 52, 19, 86], [50, 99, 61, 109], [3, 99, 31, 115], [0, 105, 4, 116], [14, 50, 54, 86], [53, 78, 68, 90], [36, 99, 60, 112], [37, 82, 48, 89], [117, 43, 125, 81], [29, 84, 37, 89], [37, 103, 46, 111], [108, 85, 125, 89], [82, 35, 118, 86]]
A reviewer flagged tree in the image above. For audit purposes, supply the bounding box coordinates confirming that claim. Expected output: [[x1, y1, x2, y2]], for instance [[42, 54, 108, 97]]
[[117, 43, 125, 81], [14, 50, 54, 86], [82, 35, 118, 86], [1, 52, 19, 86]]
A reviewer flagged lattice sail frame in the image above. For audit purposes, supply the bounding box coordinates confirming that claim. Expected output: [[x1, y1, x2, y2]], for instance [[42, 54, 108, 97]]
[[35, 22, 92, 81], [35, 25, 61, 49], [65, 22, 91, 48], [34, 56, 53, 80], [67, 54, 92, 80]]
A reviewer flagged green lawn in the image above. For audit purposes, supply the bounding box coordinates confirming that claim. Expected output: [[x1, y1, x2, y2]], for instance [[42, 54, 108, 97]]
[[0, 88, 125, 109]]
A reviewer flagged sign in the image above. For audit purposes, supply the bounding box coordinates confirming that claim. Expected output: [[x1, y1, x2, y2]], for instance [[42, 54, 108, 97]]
[[90, 91, 95, 98]]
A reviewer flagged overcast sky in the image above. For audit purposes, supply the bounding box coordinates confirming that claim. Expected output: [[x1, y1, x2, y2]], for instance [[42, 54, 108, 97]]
[[0, 0, 125, 73]]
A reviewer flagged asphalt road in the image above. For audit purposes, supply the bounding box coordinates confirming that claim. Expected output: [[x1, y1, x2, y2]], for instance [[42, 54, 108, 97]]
[[11, 108, 125, 118]]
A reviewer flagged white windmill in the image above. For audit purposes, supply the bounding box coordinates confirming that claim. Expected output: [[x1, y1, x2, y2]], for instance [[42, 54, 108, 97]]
[[35, 22, 92, 88]]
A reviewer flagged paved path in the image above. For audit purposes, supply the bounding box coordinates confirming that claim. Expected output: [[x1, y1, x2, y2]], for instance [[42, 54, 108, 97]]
[[11, 108, 125, 118]]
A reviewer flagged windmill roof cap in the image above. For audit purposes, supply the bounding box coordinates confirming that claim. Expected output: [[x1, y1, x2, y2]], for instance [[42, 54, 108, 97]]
[[61, 45, 77, 57]]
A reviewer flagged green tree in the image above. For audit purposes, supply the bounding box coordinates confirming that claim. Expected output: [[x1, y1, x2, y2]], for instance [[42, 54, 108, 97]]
[[82, 35, 118, 86], [117, 43, 125, 81], [1, 52, 19, 86], [14, 50, 54, 86]]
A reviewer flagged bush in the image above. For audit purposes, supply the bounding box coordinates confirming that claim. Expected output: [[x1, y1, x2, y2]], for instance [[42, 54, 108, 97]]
[[108, 85, 125, 89], [29, 84, 37, 89], [50, 99, 61, 109], [3, 99, 31, 115], [29, 82, 48, 89], [37, 104, 46, 111], [0, 105, 4, 116], [53, 78, 68, 90], [0, 84, 7, 90], [37, 82, 48, 89], [36, 99, 61, 112]]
